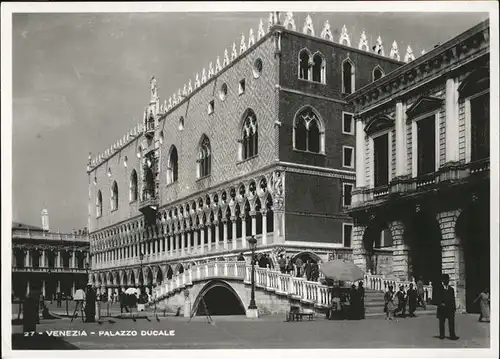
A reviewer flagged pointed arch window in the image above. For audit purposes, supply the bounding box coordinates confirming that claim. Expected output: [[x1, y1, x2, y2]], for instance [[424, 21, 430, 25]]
[[96, 190, 103, 218], [167, 146, 179, 184], [111, 181, 118, 211], [342, 58, 355, 94], [197, 136, 211, 178], [299, 49, 311, 80], [130, 170, 138, 202], [293, 107, 325, 154], [312, 52, 326, 83], [241, 109, 258, 160], [373, 66, 384, 82]]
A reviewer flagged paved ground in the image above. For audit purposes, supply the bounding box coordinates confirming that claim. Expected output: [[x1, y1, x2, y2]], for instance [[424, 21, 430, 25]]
[[11, 312, 490, 350]]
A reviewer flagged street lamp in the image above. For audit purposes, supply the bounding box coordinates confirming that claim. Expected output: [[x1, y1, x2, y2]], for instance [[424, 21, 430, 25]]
[[139, 252, 144, 295], [246, 235, 258, 318]]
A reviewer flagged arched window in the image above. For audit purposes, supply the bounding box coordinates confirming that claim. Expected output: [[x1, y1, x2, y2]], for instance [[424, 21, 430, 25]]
[[312, 52, 326, 83], [293, 107, 324, 153], [111, 182, 118, 211], [266, 195, 274, 233], [342, 58, 355, 94], [96, 190, 103, 218], [373, 66, 384, 81], [198, 136, 211, 178], [130, 170, 138, 202], [299, 49, 311, 80], [241, 109, 258, 160], [167, 146, 179, 184]]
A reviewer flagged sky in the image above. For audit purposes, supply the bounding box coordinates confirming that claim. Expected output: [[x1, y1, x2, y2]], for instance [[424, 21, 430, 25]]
[[11, 10, 490, 232]]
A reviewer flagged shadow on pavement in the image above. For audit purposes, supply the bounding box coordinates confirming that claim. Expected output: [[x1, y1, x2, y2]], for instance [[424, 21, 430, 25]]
[[12, 333, 79, 350]]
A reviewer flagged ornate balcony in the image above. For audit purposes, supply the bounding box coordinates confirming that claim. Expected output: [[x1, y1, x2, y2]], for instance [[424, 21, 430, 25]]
[[139, 194, 159, 218], [12, 266, 89, 274]]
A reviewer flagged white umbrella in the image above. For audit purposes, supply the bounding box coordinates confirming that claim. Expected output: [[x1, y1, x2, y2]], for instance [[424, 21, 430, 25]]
[[125, 287, 138, 295]]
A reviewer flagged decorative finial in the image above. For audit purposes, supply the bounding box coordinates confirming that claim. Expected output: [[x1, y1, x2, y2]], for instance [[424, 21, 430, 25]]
[[231, 42, 238, 61], [389, 40, 400, 61], [182, 84, 187, 96], [320, 20, 333, 41], [240, 33, 247, 54], [358, 30, 369, 51], [248, 28, 255, 47], [188, 79, 193, 93], [201, 68, 207, 83], [421, 49, 426, 55], [373, 36, 385, 56], [283, 12, 296, 31], [193, 73, 200, 89], [168, 97, 172, 109], [172, 93, 177, 105], [267, 12, 274, 32], [404, 45, 415, 63], [215, 56, 222, 73], [208, 62, 214, 78], [177, 89, 182, 100], [258, 18, 265, 39], [223, 48, 230, 67], [163, 99, 167, 111], [303, 14, 314, 36], [150, 76, 158, 102], [339, 25, 351, 46]]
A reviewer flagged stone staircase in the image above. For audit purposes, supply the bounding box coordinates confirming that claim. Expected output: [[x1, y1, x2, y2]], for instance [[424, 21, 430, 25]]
[[364, 289, 437, 317]]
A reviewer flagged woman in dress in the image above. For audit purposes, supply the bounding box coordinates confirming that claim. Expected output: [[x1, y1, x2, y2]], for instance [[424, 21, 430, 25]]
[[384, 285, 396, 320], [473, 288, 490, 322]]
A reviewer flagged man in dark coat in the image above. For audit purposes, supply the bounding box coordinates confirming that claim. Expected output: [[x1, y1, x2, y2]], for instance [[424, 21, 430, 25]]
[[304, 260, 313, 281], [436, 274, 459, 340], [84, 285, 96, 323], [395, 285, 407, 317], [358, 281, 365, 319], [407, 283, 418, 317], [349, 284, 359, 319]]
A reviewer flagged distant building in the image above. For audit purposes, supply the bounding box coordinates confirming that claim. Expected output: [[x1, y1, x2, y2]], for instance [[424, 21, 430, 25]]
[[85, 13, 413, 297], [12, 212, 90, 299], [345, 19, 490, 312]]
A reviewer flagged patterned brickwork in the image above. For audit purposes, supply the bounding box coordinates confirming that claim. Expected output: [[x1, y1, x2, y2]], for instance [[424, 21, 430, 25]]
[[352, 225, 367, 270], [436, 209, 466, 309], [389, 220, 409, 281]]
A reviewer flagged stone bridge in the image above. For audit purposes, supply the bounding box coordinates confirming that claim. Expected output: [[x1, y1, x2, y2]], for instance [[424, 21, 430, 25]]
[[150, 261, 433, 317]]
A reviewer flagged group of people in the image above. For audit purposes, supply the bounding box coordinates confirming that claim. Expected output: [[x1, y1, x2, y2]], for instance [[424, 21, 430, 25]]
[[277, 255, 321, 281], [383, 281, 427, 320], [328, 281, 365, 320]]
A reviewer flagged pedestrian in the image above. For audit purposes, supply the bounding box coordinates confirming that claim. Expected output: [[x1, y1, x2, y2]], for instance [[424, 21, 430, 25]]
[[237, 252, 245, 262], [57, 292, 62, 308], [349, 284, 359, 320], [278, 254, 287, 274], [285, 256, 293, 274], [84, 285, 96, 323], [407, 283, 418, 317], [394, 285, 407, 317], [435, 273, 459, 340], [304, 260, 312, 281], [416, 276, 426, 309], [266, 254, 274, 270], [311, 262, 319, 282], [473, 288, 490, 323], [384, 285, 395, 320], [295, 257, 303, 277], [358, 281, 365, 319], [258, 254, 266, 268]]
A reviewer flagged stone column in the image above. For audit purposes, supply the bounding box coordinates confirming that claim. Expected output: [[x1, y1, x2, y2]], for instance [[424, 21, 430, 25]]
[[389, 220, 410, 280], [72, 281, 76, 297], [222, 219, 228, 250], [206, 221, 212, 252], [214, 222, 220, 251], [193, 230, 199, 254], [41, 250, 46, 268], [241, 214, 247, 248], [186, 232, 191, 254], [72, 250, 76, 268], [42, 280, 46, 297], [25, 250, 30, 268], [26, 280, 30, 297], [57, 280, 61, 293], [180, 232, 185, 257], [395, 101, 407, 176], [355, 118, 366, 188], [231, 218, 237, 250], [445, 77, 459, 163], [251, 211, 256, 236], [57, 251, 61, 268], [200, 227, 205, 254], [352, 225, 367, 271], [437, 210, 465, 311], [261, 209, 267, 245], [169, 235, 174, 257]]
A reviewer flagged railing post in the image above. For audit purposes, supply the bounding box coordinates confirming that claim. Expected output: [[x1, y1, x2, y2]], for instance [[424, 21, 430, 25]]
[[224, 262, 228, 277], [214, 263, 219, 277]]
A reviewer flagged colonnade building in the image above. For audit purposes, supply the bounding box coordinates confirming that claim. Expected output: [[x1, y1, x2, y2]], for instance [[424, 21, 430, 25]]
[[86, 13, 412, 296], [345, 19, 490, 312], [12, 210, 90, 300]]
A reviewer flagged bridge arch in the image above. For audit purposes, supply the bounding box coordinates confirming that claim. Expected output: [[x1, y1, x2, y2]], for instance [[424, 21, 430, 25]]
[[192, 279, 246, 316]]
